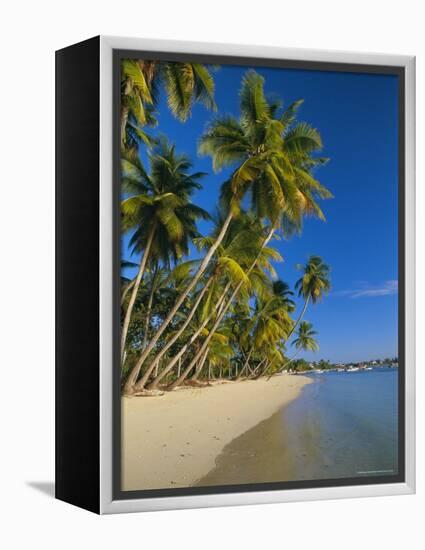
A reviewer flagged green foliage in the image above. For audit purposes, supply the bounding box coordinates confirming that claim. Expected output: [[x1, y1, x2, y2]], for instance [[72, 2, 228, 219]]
[[295, 255, 331, 304], [122, 138, 210, 267], [121, 58, 216, 149], [293, 321, 319, 352], [120, 65, 333, 390], [199, 70, 331, 235]]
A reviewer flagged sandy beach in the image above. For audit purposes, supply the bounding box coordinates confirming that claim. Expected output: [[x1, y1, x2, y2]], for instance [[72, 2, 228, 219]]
[[122, 374, 311, 491]]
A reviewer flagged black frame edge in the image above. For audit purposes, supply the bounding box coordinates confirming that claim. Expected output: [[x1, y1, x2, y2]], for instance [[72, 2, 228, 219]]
[[55, 36, 101, 514]]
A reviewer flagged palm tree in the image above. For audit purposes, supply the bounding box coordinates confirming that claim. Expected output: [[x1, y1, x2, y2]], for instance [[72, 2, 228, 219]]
[[254, 344, 286, 379], [121, 59, 216, 148], [140, 264, 165, 351], [199, 70, 331, 229], [193, 330, 232, 381], [123, 70, 330, 394], [123, 204, 237, 392], [144, 280, 233, 390], [270, 280, 296, 312], [120, 140, 209, 367], [167, 235, 283, 390], [288, 255, 331, 340], [130, 211, 278, 391], [142, 217, 277, 391], [169, 71, 332, 389], [268, 321, 319, 378], [235, 287, 293, 380], [120, 259, 139, 306], [293, 321, 319, 352]]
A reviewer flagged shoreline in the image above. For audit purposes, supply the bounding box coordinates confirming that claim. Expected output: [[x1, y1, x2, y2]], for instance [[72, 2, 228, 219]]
[[122, 374, 311, 491], [195, 367, 399, 487], [196, 403, 298, 487]]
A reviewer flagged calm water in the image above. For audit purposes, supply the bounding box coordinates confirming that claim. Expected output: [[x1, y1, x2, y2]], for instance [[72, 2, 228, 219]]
[[282, 367, 399, 480]]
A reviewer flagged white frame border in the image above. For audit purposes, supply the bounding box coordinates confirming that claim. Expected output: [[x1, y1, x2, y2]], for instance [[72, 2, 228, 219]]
[[99, 36, 415, 514]]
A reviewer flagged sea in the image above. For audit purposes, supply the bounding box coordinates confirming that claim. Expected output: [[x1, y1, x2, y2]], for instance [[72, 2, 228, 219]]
[[282, 366, 399, 481]]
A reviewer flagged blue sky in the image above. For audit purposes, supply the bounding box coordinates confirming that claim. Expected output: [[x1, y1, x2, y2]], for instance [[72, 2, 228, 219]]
[[122, 62, 399, 363]]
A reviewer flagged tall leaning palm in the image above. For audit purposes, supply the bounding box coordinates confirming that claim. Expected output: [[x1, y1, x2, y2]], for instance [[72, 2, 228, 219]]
[[120, 139, 209, 365], [199, 71, 332, 228], [288, 255, 331, 340], [121, 59, 216, 148]]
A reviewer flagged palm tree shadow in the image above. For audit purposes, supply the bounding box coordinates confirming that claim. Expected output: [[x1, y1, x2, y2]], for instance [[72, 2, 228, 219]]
[[26, 481, 55, 498]]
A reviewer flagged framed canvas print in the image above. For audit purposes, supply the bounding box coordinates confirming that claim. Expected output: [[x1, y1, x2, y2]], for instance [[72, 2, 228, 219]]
[[55, 36, 415, 514]]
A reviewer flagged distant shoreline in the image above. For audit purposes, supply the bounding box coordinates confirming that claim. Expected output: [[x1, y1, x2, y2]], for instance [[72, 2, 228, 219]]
[[289, 364, 398, 375], [121, 374, 311, 491]]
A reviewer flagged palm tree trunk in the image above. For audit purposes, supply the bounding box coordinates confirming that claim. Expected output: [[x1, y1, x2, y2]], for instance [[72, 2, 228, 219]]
[[135, 277, 217, 391], [208, 361, 211, 380], [134, 275, 214, 391], [267, 349, 301, 380], [168, 224, 277, 391], [123, 211, 233, 393], [246, 362, 257, 376], [146, 282, 232, 390], [121, 278, 135, 306], [191, 348, 209, 381], [121, 105, 129, 145], [251, 358, 267, 379], [142, 265, 158, 351], [236, 348, 253, 381], [286, 296, 310, 341], [121, 224, 156, 363], [258, 359, 271, 378]]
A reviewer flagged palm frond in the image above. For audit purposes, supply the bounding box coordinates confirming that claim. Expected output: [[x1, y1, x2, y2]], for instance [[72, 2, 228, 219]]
[[280, 99, 304, 130], [191, 63, 217, 111], [285, 122, 323, 153], [122, 60, 153, 103]]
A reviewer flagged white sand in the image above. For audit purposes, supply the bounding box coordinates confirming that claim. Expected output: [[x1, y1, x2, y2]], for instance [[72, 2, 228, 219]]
[[121, 374, 311, 491]]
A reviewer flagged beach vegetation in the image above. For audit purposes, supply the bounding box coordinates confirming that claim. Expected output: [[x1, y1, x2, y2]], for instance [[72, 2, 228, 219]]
[[120, 61, 332, 395]]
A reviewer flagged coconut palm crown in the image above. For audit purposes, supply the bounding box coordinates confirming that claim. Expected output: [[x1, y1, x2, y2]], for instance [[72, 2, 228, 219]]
[[293, 321, 319, 352], [199, 70, 332, 231], [295, 255, 331, 304], [122, 138, 210, 267]]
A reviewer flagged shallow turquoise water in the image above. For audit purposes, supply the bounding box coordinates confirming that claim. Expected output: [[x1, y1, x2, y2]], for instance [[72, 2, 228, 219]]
[[281, 367, 399, 481]]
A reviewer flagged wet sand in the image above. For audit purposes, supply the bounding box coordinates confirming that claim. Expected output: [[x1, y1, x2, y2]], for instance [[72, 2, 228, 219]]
[[196, 405, 298, 487], [122, 374, 311, 491]]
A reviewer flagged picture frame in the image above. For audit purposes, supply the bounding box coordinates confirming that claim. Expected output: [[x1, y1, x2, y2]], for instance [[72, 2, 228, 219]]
[[56, 35, 415, 514]]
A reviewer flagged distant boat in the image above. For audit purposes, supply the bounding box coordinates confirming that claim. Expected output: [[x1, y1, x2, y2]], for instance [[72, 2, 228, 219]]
[[365, 367, 373, 371], [315, 369, 324, 373], [347, 367, 360, 372], [337, 368, 345, 372]]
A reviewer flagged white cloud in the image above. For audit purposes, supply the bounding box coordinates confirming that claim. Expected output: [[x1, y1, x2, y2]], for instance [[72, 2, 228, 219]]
[[333, 280, 398, 299]]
